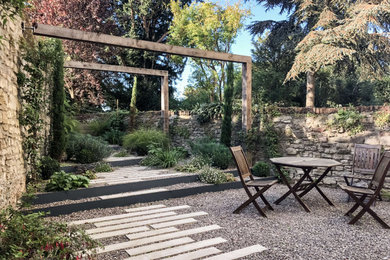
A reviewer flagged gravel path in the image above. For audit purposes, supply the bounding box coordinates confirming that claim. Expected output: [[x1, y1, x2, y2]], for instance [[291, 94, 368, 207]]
[[46, 184, 390, 260]]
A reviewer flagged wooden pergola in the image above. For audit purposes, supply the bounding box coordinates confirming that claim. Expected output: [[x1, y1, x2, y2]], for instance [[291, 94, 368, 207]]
[[64, 61, 169, 133], [33, 23, 253, 131]]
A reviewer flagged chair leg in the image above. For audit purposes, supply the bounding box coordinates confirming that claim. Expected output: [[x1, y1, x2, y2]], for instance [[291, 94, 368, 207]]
[[260, 194, 274, 211], [345, 194, 367, 216], [234, 186, 270, 217]]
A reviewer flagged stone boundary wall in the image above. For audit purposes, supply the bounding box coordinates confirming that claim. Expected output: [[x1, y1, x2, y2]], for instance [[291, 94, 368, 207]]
[[0, 11, 26, 209]]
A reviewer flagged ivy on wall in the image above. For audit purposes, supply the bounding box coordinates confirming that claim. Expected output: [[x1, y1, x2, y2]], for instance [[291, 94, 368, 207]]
[[18, 39, 64, 182], [0, 0, 26, 41]]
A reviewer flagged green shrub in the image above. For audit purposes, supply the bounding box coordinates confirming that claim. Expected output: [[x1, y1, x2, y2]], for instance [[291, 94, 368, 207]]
[[45, 171, 89, 191], [198, 166, 235, 184], [114, 150, 129, 157], [88, 117, 111, 136], [175, 156, 211, 173], [82, 170, 97, 180], [191, 102, 223, 124], [103, 129, 125, 145], [66, 133, 112, 163], [374, 111, 390, 128], [94, 162, 113, 172], [141, 145, 185, 168], [328, 107, 364, 135], [122, 129, 169, 155], [190, 139, 231, 169], [39, 156, 60, 180], [0, 207, 98, 259], [252, 161, 271, 177]]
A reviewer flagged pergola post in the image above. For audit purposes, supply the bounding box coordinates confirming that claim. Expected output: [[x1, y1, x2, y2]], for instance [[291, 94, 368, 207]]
[[161, 75, 169, 133], [242, 62, 252, 131]]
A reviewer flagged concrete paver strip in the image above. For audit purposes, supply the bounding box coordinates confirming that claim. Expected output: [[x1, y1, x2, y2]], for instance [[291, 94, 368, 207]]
[[123, 227, 180, 241], [202, 244, 268, 260], [125, 237, 227, 260], [162, 247, 222, 260], [99, 188, 168, 200], [90, 226, 150, 240], [85, 212, 208, 234], [149, 218, 197, 229], [94, 212, 177, 228], [125, 237, 196, 257]]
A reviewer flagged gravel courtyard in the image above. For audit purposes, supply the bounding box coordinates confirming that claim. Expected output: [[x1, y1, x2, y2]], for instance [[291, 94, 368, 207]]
[[47, 184, 390, 260]]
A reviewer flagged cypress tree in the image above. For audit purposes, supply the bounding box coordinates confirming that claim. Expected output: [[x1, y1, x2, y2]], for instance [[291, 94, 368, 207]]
[[220, 62, 234, 147], [50, 40, 66, 160], [129, 76, 137, 130]]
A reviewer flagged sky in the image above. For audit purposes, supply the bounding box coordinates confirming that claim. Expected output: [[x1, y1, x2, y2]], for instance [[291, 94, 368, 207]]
[[173, 0, 287, 98]]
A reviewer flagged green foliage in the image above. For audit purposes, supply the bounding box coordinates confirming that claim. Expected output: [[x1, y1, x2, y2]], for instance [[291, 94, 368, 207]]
[[18, 39, 60, 182], [198, 166, 235, 184], [114, 150, 129, 157], [190, 139, 231, 169], [374, 77, 390, 104], [45, 171, 89, 191], [82, 170, 97, 180], [39, 156, 60, 180], [220, 62, 234, 146], [0, 207, 98, 259], [88, 111, 128, 144], [50, 40, 67, 160], [0, 0, 25, 33], [141, 145, 186, 168], [328, 107, 364, 135], [122, 129, 169, 156], [94, 162, 113, 173], [66, 133, 112, 163], [175, 156, 211, 173], [191, 103, 223, 124], [374, 111, 390, 128], [252, 161, 271, 177]]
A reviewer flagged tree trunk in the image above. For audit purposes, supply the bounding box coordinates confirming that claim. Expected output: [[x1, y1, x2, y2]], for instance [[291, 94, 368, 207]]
[[306, 71, 315, 107]]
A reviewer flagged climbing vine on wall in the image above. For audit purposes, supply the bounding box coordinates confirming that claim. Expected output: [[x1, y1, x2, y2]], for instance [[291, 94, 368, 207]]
[[0, 0, 26, 41], [18, 39, 59, 182]]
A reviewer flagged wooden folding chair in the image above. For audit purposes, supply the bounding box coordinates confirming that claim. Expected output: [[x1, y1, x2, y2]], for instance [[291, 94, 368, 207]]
[[230, 146, 278, 218], [339, 151, 390, 229]]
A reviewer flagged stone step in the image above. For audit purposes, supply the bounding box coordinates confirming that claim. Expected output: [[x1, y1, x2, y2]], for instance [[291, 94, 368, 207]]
[[149, 218, 197, 229], [162, 247, 222, 260], [69, 204, 180, 225], [125, 237, 195, 257], [96, 225, 220, 254], [120, 227, 179, 241], [99, 188, 168, 200], [95, 205, 190, 227], [86, 212, 208, 235], [125, 225, 221, 247], [202, 244, 267, 260], [125, 237, 227, 260]]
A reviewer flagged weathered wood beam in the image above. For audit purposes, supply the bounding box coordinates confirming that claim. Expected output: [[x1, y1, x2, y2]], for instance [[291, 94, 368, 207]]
[[242, 62, 252, 131], [64, 61, 168, 77], [161, 76, 169, 133], [33, 23, 251, 63]]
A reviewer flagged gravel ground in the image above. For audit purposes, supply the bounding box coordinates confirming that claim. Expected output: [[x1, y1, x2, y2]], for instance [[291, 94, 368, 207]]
[[45, 184, 390, 260]]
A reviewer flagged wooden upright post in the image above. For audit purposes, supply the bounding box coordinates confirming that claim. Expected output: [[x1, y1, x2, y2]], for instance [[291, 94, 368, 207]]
[[242, 62, 252, 132], [161, 75, 169, 133]]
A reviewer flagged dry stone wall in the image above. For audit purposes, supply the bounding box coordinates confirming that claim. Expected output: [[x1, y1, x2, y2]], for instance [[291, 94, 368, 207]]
[[0, 13, 26, 209]]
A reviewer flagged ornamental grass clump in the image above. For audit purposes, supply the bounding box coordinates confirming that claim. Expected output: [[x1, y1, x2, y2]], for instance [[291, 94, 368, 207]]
[[198, 166, 235, 184], [123, 129, 169, 156], [0, 207, 99, 259], [141, 145, 186, 168], [175, 156, 211, 173]]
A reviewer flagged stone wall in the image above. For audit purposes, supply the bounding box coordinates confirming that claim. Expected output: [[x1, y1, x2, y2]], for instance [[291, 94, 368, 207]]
[[0, 12, 26, 209]]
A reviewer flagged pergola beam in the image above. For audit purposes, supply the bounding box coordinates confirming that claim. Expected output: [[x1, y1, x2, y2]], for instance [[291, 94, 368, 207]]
[[33, 23, 252, 131], [64, 61, 170, 133], [64, 61, 168, 77]]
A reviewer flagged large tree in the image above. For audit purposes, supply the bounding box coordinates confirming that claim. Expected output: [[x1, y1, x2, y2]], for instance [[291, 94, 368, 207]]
[[169, 0, 249, 102], [27, 0, 116, 105], [250, 0, 390, 107]]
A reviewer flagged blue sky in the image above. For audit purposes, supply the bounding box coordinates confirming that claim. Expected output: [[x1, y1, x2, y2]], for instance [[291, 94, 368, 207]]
[[173, 0, 287, 98]]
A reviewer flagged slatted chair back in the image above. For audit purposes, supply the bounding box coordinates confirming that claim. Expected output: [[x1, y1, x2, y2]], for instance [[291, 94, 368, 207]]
[[353, 144, 381, 175], [369, 151, 390, 192], [230, 146, 253, 181]]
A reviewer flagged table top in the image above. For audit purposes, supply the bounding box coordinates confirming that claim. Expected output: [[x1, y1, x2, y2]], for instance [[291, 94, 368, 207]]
[[270, 157, 342, 168]]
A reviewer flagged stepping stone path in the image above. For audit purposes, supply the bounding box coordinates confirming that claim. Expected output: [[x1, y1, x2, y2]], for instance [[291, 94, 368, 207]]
[[70, 204, 267, 259], [89, 156, 184, 187]]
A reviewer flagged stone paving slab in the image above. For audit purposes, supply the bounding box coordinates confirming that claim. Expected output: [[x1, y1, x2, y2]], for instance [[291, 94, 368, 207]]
[[73, 204, 267, 259]]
